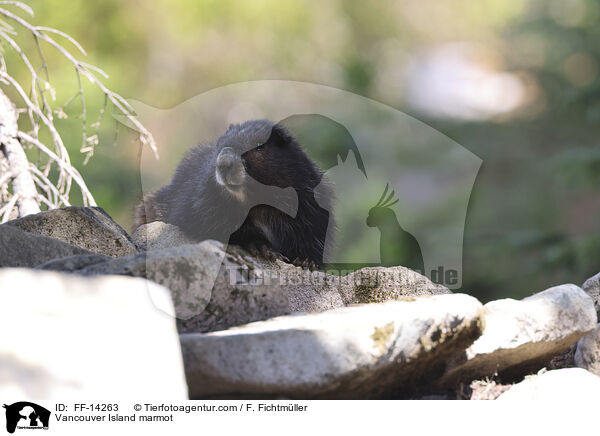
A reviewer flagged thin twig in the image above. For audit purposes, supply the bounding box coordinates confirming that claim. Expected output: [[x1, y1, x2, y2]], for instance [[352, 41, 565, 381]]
[[18, 131, 95, 206], [0, 4, 157, 218], [29, 163, 71, 206], [75, 68, 87, 153], [0, 192, 18, 222], [0, 7, 157, 158], [0, 1, 32, 16]]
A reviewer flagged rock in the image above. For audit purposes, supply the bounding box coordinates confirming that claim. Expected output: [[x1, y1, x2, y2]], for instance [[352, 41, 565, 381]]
[[36, 253, 112, 271], [583, 272, 600, 319], [468, 379, 512, 400], [0, 225, 96, 268], [76, 237, 452, 333], [5, 206, 138, 257], [132, 221, 192, 251], [439, 284, 597, 385], [132, 222, 450, 295], [80, 242, 291, 331], [0, 268, 187, 399], [547, 343, 577, 370], [133, 221, 450, 301], [574, 323, 600, 376], [338, 266, 451, 304], [180, 293, 484, 399], [497, 368, 600, 400], [283, 264, 450, 314]]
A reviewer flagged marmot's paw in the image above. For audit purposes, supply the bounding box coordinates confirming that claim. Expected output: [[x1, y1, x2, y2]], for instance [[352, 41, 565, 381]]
[[247, 243, 289, 263], [292, 257, 318, 271]]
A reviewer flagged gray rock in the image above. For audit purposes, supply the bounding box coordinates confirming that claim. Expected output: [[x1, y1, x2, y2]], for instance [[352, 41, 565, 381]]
[[80, 242, 290, 331], [5, 206, 138, 257], [36, 253, 112, 271], [132, 222, 450, 307], [574, 323, 600, 376], [339, 266, 451, 305], [439, 284, 597, 385], [79, 238, 452, 333], [583, 272, 600, 319], [180, 293, 484, 399], [132, 221, 192, 251], [497, 368, 600, 400], [283, 264, 450, 313], [0, 268, 187, 399], [0, 225, 96, 267]]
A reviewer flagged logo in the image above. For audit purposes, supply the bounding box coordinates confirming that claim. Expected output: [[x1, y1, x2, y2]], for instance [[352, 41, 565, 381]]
[[3, 402, 50, 434], [120, 81, 481, 318]]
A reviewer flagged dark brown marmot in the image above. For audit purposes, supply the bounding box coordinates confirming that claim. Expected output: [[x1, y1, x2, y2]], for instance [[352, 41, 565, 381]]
[[135, 119, 335, 267]]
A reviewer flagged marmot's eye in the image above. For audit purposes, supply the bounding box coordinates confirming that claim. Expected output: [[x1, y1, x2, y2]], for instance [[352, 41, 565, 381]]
[[256, 143, 265, 151]]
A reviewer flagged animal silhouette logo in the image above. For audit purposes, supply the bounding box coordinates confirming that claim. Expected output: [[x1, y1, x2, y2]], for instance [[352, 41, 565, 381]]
[[123, 79, 482, 314], [3, 402, 50, 433], [366, 183, 424, 273]]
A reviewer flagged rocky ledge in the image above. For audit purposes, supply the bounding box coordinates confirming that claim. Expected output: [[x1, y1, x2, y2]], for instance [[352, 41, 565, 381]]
[[1, 207, 598, 399]]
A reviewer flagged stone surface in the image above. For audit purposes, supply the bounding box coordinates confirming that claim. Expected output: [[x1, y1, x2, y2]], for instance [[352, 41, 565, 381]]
[[468, 379, 512, 400], [547, 343, 577, 370], [180, 293, 484, 399], [5, 206, 138, 257], [574, 323, 600, 376], [337, 266, 451, 305], [80, 242, 291, 331], [132, 221, 192, 251], [439, 284, 597, 385], [0, 225, 96, 268], [132, 221, 450, 301], [36, 253, 112, 271], [582, 272, 600, 319], [0, 268, 187, 399], [76, 236, 452, 333], [497, 368, 600, 400]]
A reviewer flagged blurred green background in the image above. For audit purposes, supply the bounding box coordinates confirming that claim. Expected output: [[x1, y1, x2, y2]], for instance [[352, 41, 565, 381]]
[[3, 0, 599, 302]]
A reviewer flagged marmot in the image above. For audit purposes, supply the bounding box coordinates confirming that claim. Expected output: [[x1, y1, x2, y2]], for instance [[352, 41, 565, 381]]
[[135, 119, 334, 267]]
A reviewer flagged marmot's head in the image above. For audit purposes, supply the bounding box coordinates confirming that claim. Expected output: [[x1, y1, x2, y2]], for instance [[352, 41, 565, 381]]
[[214, 119, 322, 200]]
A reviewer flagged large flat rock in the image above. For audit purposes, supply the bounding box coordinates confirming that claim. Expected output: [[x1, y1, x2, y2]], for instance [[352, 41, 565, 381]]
[[79, 242, 291, 332], [72, 234, 451, 333], [0, 268, 187, 399], [180, 293, 484, 399], [5, 206, 138, 257], [439, 284, 597, 385]]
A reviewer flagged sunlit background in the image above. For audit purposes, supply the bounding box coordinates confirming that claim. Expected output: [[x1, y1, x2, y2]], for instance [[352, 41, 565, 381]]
[[4, 0, 599, 301]]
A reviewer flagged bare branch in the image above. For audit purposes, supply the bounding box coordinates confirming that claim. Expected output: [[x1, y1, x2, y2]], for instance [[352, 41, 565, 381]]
[[0, 88, 40, 218], [0, 4, 156, 219], [78, 61, 108, 79], [0, 71, 69, 161], [0, 169, 14, 187], [0, 1, 32, 17], [35, 26, 87, 55], [17, 131, 96, 206], [0, 193, 19, 221], [0, 7, 158, 158], [29, 163, 71, 206]]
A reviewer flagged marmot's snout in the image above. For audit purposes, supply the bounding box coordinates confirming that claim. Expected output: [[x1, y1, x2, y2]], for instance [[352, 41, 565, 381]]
[[215, 147, 246, 189]]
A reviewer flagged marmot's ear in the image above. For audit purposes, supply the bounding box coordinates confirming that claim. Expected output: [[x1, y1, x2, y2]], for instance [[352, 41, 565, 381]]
[[269, 124, 294, 146]]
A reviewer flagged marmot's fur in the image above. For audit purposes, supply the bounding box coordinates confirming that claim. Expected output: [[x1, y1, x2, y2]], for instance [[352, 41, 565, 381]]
[[135, 119, 334, 267]]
